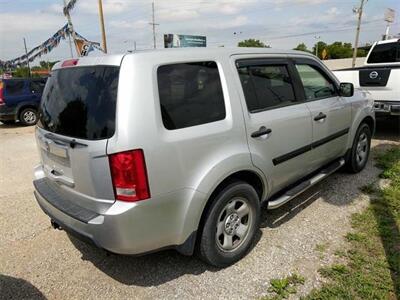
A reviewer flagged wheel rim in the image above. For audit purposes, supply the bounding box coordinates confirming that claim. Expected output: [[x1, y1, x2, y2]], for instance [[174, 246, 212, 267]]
[[356, 132, 368, 166], [23, 111, 36, 124], [216, 197, 253, 252]]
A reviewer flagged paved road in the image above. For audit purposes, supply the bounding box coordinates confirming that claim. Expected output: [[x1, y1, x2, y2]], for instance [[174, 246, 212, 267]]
[[0, 118, 398, 299]]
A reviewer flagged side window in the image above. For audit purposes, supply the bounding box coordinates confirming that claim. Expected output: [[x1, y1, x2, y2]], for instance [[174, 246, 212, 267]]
[[5, 81, 25, 96], [30, 80, 46, 94], [238, 64, 296, 112], [157, 61, 226, 130], [295, 64, 337, 101], [367, 42, 399, 63]]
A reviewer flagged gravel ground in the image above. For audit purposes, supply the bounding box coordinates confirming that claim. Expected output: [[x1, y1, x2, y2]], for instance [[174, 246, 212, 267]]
[[0, 118, 398, 300]]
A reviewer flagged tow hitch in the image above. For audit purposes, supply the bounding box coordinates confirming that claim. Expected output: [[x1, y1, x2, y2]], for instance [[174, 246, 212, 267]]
[[51, 219, 62, 230]]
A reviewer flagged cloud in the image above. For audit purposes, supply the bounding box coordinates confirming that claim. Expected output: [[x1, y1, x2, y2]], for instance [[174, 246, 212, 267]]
[[110, 19, 148, 30], [77, 0, 135, 15], [207, 15, 249, 29], [0, 12, 63, 34]]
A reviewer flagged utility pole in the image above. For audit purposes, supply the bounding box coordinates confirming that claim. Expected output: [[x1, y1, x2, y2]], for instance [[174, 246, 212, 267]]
[[98, 0, 108, 53], [134, 41, 137, 51], [23, 38, 31, 78], [68, 35, 74, 58], [64, 0, 79, 56], [352, 0, 367, 68], [149, 1, 159, 49]]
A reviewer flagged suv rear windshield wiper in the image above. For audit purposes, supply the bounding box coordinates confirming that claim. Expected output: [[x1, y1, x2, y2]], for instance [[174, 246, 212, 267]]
[[44, 133, 88, 149]]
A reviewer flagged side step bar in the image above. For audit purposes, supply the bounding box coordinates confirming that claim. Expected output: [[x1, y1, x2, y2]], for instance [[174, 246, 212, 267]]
[[267, 158, 345, 210]]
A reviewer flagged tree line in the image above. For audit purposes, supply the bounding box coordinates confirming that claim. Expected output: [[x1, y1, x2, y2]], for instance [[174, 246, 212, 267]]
[[237, 39, 368, 59]]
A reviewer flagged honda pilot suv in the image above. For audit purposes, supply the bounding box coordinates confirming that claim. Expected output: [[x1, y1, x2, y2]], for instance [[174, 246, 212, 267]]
[[33, 48, 375, 267]]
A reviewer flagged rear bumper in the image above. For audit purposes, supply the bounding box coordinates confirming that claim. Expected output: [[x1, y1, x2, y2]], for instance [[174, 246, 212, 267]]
[[0, 104, 17, 121], [374, 101, 400, 116], [33, 174, 203, 256]]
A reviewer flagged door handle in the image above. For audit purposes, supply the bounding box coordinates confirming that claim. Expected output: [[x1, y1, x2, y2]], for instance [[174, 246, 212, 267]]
[[314, 112, 327, 121], [251, 126, 272, 138]]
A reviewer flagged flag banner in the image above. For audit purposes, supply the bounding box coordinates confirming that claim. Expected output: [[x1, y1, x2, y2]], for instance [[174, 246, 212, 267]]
[[1, 24, 102, 69], [63, 0, 78, 16], [75, 39, 97, 56]]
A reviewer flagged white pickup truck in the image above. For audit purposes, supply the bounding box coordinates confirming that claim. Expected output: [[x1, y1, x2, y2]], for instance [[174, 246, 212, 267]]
[[334, 39, 400, 116]]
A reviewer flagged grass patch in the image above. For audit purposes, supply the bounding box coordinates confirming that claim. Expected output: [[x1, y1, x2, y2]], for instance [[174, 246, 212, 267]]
[[360, 183, 377, 195], [315, 243, 329, 253], [262, 273, 305, 300], [305, 147, 400, 300]]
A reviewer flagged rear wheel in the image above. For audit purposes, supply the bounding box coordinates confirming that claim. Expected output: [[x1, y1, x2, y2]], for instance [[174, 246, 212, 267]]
[[345, 123, 371, 173], [198, 181, 260, 267], [19, 108, 38, 126]]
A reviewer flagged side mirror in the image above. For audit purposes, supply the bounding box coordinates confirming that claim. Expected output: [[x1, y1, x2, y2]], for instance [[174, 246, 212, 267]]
[[339, 82, 354, 97]]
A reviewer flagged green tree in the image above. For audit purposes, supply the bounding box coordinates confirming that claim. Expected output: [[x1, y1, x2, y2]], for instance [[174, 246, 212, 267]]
[[238, 39, 269, 48], [293, 43, 311, 53], [13, 67, 31, 78], [327, 42, 353, 59], [38, 60, 58, 69]]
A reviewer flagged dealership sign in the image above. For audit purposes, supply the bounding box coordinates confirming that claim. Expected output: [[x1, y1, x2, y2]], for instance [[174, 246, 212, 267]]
[[164, 34, 206, 48]]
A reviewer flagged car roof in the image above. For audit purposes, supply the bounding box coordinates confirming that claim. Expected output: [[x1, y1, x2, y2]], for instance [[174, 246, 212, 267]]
[[53, 47, 315, 70], [375, 38, 400, 45]]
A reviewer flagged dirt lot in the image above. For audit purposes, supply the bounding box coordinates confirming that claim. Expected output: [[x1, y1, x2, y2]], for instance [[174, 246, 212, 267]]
[[0, 118, 398, 300]]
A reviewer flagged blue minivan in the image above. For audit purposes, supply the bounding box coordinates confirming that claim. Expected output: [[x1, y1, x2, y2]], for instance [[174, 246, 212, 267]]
[[0, 78, 47, 125]]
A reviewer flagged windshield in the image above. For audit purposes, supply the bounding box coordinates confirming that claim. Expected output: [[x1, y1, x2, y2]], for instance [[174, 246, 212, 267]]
[[38, 66, 119, 140]]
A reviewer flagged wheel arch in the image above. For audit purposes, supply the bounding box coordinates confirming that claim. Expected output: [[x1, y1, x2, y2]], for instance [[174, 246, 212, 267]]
[[347, 103, 375, 149], [191, 169, 266, 253], [17, 102, 38, 120]]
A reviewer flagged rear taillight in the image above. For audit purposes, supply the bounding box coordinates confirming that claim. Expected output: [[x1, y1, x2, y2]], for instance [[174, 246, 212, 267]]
[[0, 82, 4, 105], [109, 149, 150, 202], [61, 59, 78, 67]]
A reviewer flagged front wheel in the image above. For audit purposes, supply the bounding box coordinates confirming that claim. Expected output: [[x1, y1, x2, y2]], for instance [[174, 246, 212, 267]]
[[19, 108, 38, 126], [345, 123, 371, 173], [198, 181, 260, 267]]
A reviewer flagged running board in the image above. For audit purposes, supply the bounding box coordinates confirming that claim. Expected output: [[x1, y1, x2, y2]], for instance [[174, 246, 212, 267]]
[[267, 158, 345, 210]]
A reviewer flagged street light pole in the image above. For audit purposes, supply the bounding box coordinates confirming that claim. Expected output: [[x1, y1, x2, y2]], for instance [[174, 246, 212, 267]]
[[314, 35, 321, 58]]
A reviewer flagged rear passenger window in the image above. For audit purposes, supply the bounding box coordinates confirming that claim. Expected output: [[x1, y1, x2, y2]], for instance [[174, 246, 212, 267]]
[[157, 61, 226, 130], [295, 64, 337, 100], [30, 80, 46, 94], [238, 64, 296, 112], [5, 81, 25, 96]]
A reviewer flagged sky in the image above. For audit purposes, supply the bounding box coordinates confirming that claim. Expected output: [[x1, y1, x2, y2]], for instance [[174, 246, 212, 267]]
[[0, 0, 399, 64]]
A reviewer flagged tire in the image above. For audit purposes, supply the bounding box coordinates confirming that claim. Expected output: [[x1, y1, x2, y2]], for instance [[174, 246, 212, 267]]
[[345, 123, 372, 173], [19, 108, 38, 126], [198, 181, 260, 267]]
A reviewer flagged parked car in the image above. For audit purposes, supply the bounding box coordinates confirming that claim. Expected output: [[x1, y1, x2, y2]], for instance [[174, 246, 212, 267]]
[[334, 38, 400, 116], [33, 48, 375, 267], [0, 77, 47, 125]]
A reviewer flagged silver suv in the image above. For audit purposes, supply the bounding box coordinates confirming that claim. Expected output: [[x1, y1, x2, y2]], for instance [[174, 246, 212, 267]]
[[33, 48, 375, 267]]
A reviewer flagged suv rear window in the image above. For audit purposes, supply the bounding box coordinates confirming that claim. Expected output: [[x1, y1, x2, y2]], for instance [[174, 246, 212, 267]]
[[38, 66, 119, 140], [5, 80, 25, 96], [367, 42, 400, 64], [157, 61, 226, 130]]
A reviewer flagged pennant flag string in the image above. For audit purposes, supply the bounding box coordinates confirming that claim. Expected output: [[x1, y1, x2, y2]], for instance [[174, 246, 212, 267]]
[[0, 23, 102, 69]]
